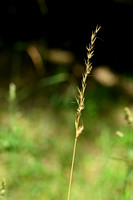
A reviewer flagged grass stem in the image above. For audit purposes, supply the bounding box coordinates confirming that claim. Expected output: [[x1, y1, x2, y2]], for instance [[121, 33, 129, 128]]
[[67, 137, 77, 200], [67, 26, 101, 200]]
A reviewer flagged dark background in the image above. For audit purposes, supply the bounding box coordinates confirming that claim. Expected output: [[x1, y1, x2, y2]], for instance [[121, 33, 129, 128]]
[[0, 2, 133, 198], [0, 0, 133, 79]]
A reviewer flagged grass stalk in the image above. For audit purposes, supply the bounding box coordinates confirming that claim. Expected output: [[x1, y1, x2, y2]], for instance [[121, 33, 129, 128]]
[[67, 137, 77, 200], [67, 26, 101, 200]]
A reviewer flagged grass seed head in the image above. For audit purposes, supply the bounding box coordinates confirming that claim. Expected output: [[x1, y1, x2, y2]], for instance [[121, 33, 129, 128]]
[[75, 26, 101, 137], [76, 125, 84, 138], [9, 82, 16, 102], [124, 107, 133, 125]]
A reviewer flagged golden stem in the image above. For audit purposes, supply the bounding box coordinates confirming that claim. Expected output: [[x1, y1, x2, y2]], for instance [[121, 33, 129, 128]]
[[67, 26, 101, 200], [67, 136, 78, 200]]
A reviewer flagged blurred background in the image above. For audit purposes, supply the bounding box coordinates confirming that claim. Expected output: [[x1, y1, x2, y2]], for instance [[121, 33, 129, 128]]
[[0, 0, 133, 199]]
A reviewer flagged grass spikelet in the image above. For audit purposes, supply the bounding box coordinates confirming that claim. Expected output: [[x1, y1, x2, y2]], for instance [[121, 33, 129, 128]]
[[75, 25, 101, 138], [67, 25, 101, 200], [124, 107, 133, 125]]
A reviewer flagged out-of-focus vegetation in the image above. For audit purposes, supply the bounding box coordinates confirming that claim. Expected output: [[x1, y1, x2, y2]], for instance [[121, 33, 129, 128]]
[[0, 1, 133, 200], [1, 70, 133, 199]]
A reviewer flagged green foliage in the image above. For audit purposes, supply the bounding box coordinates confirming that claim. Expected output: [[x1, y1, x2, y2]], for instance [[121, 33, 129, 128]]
[[1, 77, 133, 199]]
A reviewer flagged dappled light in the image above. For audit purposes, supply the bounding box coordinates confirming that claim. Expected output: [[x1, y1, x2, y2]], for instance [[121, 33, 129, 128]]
[[94, 66, 119, 87], [0, 1, 133, 200], [27, 45, 45, 76]]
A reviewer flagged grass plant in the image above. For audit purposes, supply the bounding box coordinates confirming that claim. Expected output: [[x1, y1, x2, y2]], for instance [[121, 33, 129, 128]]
[[1, 26, 133, 200], [67, 26, 101, 200]]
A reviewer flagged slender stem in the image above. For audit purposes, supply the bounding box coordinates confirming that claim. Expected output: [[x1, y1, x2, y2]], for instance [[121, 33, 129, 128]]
[[67, 136, 78, 200], [67, 26, 101, 200]]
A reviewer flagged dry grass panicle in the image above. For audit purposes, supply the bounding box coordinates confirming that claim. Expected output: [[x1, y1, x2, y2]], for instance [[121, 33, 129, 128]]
[[75, 25, 101, 138], [67, 26, 101, 200]]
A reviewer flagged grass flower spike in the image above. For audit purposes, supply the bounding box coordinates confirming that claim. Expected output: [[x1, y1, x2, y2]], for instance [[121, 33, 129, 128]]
[[67, 26, 101, 200], [75, 25, 101, 138]]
